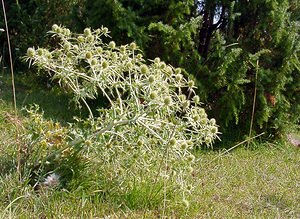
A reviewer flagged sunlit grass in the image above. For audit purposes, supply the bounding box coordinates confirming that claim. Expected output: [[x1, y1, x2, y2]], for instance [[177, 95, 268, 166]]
[[189, 144, 300, 218]]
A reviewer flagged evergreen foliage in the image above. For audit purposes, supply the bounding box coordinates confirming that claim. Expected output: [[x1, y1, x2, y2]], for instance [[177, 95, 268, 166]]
[[82, 0, 299, 140], [0, 0, 80, 69]]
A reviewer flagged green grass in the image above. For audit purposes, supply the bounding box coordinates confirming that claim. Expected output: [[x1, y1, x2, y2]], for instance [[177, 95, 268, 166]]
[[0, 74, 299, 218], [190, 145, 300, 218], [0, 73, 83, 122]]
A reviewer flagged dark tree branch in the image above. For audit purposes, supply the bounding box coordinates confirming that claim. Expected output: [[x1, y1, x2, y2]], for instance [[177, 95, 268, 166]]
[[198, 4, 226, 59]]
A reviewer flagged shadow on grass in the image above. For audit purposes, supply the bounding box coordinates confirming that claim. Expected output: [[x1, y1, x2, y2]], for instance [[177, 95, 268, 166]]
[[1, 73, 87, 123], [0, 155, 17, 177]]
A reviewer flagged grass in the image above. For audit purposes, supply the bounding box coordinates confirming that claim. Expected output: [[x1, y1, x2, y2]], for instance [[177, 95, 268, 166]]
[[191, 145, 300, 218], [0, 74, 299, 218], [0, 72, 84, 122]]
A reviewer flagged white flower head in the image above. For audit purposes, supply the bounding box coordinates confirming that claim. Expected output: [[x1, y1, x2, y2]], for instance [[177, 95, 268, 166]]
[[43, 173, 60, 188]]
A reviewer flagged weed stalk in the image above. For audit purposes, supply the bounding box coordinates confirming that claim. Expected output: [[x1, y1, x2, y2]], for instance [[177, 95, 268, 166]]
[[2, 0, 21, 179], [247, 60, 259, 147], [1, 0, 17, 112]]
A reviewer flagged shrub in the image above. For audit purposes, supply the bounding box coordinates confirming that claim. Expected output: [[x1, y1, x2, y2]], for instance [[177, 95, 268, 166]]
[[24, 25, 219, 206]]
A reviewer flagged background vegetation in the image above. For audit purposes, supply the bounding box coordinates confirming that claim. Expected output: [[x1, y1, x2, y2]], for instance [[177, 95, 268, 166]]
[[1, 0, 299, 142]]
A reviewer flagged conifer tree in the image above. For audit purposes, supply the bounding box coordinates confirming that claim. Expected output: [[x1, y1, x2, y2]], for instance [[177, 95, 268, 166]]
[[81, 0, 299, 140]]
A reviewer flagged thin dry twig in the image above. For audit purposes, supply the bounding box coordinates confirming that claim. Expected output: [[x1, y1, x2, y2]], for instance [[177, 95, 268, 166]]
[[1, 0, 17, 112], [247, 60, 259, 147]]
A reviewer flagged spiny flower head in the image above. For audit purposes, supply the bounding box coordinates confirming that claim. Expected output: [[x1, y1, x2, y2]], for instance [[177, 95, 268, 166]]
[[37, 48, 44, 56], [188, 80, 195, 88], [129, 42, 137, 50], [163, 96, 172, 106], [148, 75, 155, 83], [150, 91, 158, 100], [120, 45, 126, 53], [169, 138, 177, 146], [102, 27, 109, 34], [193, 95, 200, 104], [175, 68, 182, 74], [180, 141, 188, 150], [141, 64, 149, 74], [85, 52, 93, 59], [78, 36, 85, 43], [84, 28, 92, 36], [109, 41, 116, 49], [97, 47, 103, 53], [154, 57, 160, 63], [27, 47, 36, 57], [136, 54, 143, 59], [102, 60, 109, 69], [52, 24, 59, 32], [43, 173, 60, 188], [175, 74, 183, 82], [87, 35, 94, 42], [91, 58, 98, 66]]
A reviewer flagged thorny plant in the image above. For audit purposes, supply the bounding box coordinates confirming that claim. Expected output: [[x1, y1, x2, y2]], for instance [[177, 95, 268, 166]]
[[24, 25, 220, 206]]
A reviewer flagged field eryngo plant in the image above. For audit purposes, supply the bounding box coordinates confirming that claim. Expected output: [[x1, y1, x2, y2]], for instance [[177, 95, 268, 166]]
[[24, 25, 219, 205]]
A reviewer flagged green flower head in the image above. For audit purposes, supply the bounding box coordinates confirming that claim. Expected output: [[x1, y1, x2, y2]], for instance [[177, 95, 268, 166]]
[[109, 41, 116, 49], [180, 142, 188, 150], [192, 95, 200, 104], [85, 52, 93, 59], [154, 57, 160, 63], [97, 47, 103, 53], [102, 60, 109, 69], [141, 64, 149, 74], [188, 80, 195, 88], [27, 47, 36, 57], [52, 24, 59, 32], [211, 126, 218, 134], [169, 138, 177, 146], [37, 48, 44, 56], [102, 27, 109, 34], [87, 35, 94, 42], [129, 42, 137, 50], [175, 74, 183, 82], [163, 96, 172, 106], [178, 94, 186, 102], [150, 91, 158, 100], [148, 75, 155, 83], [136, 54, 143, 59], [84, 28, 92, 36], [91, 58, 98, 66], [175, 68, 182, 74], [78, 36, 85, 43], [120, 45, 126, 53]]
